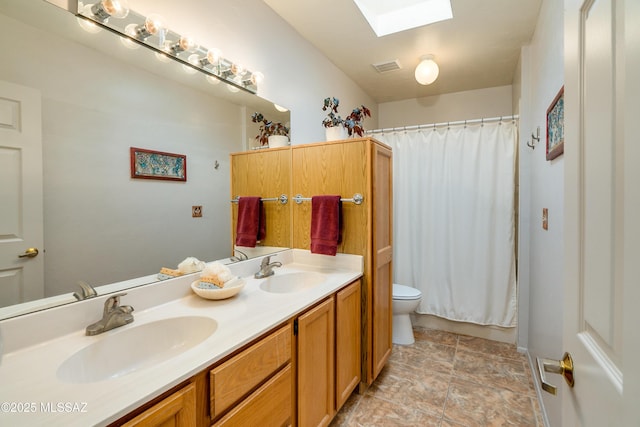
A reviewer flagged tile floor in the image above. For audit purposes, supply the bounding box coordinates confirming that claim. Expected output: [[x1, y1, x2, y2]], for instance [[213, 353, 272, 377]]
[[331, 326, 545, 427]]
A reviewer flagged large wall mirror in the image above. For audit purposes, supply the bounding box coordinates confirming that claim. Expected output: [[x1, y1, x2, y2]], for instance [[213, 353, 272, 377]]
[[0, 0, 291, 320]]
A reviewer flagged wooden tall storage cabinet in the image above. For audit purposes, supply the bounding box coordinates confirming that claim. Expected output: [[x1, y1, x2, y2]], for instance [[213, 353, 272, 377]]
[[291, 138, 393, 386], [229, 137, 392, 388]]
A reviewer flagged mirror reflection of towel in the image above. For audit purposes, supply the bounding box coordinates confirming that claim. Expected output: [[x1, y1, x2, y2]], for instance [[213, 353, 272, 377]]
[[310, 195, 342, 256], [235, 197, 265, 247]]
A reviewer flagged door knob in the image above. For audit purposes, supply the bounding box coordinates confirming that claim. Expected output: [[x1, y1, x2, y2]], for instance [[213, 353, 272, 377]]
[[18, 247, 39, 258], [536, 352, 574, 395]]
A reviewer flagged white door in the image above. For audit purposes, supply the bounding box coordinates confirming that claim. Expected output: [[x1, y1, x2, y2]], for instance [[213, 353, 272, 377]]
[[0, 81, 44, 307], [548, 0, 640, 425]]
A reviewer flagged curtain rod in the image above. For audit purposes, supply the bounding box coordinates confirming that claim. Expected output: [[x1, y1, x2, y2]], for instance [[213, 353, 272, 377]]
[[366, 114, 519, 134]]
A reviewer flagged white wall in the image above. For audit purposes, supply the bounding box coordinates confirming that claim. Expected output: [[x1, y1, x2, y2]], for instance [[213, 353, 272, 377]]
[[378, 85, 513, 128], [518, 0, 565, 425]]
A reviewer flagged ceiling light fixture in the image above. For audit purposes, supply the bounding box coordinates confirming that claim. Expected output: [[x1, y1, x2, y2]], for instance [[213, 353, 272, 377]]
[[414, 55, 439, 85]]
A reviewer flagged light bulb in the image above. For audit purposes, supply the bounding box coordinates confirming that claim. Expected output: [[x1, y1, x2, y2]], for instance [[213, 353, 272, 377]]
[[231, 63, 245, 76], [206, 48, 222, 65], [251, 72, 264, 86], [274, 104, 288, 112], [170, 36, 197, 54], [187, 54, 200, 67], [125, 14, 164, 41], [415, 55, 439, 85], [88, 0, 129, 21]]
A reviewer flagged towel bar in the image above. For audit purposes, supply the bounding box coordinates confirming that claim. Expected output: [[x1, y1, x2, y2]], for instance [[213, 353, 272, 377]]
[[293, 193, 364, 205], [230, 194, 288, 205]]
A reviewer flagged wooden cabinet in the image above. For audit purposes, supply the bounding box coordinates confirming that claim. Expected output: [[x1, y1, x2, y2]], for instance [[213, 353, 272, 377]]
[[121, 383, 196, 427], [230, 138, 392, 387], [335, 279, 361, 409], [210, 324, 292, 426], [297, 297, 335, 427], [291, 138, 392, 386], [297, 279, 361, 427], [230, 147, 291, 249]]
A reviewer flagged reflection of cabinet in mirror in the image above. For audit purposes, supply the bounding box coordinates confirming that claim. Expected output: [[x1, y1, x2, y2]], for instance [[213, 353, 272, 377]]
[[230, 147, 292, 250], [229, 137, 392, 387], [292, 138, 393, 387]]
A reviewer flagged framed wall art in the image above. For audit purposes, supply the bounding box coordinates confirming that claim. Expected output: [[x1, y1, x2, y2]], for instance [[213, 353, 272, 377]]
[[130, 147, 187, 181], [546, 86, 565, 161]]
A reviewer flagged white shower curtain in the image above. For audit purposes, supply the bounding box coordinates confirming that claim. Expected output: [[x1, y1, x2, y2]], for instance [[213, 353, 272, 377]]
[[376, 121, 517, 327]]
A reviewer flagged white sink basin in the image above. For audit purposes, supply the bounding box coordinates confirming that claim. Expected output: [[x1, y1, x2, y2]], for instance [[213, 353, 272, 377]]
[[57, 316, 217, 384], [259, 271, 326, 293]]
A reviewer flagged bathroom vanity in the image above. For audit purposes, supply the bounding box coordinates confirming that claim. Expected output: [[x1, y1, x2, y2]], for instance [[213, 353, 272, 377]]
[[0, 250, 362, 427]]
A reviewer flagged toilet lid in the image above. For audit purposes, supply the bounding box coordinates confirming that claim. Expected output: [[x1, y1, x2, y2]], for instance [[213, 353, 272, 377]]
[[393, 283, 422, 300]]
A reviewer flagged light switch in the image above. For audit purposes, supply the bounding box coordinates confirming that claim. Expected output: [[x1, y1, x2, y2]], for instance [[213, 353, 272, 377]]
[[192, 206, 202, 218], [542, 208, 548, 230]]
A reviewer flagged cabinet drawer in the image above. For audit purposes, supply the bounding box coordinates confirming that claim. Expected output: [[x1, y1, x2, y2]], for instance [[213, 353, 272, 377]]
[[121, 382, 196, 427], [210, 323, 291, 418], [213, 364, 292, 427]]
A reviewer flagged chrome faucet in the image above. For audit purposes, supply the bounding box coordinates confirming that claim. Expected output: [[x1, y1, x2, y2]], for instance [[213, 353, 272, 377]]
[[230, 249, 249, 263], [73, 280, 97, 301], [86, 293, 134, 336], [254, 255, 282, 279]]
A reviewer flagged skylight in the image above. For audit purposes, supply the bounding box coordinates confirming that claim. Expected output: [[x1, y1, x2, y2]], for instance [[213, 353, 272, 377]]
[[352, 0, 453, 37]]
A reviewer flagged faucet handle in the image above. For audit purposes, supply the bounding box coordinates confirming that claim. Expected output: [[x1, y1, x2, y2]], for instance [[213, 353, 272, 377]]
[[261, 255, 272, 266], [104, 292, 127, 313]]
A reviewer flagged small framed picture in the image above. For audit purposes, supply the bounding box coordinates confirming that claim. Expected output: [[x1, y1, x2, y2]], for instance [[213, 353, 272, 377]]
[[130, 147, 187, 181], [546, 86, 565, 161]]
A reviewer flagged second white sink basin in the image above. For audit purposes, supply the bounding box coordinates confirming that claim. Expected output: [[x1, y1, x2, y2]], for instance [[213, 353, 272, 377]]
[[57, 316, 217, 384], [259, 271, 326, 293]]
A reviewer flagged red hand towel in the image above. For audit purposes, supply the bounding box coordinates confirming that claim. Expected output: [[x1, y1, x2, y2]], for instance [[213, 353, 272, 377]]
[[235, 197, 265, 247], [310, 195, 342, 256]]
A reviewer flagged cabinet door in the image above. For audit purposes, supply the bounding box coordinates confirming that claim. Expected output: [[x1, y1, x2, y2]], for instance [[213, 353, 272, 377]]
[[230, 148, 292, 249], [371, 142, 393, 380], [122, 383, 196, 427], [297, 297, 335, 427], [335, 280, 361, 409]]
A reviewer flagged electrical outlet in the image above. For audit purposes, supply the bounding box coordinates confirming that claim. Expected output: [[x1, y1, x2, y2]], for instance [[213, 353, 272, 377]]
[[192, 206, 202, 218], [542, 208, 548, 230]]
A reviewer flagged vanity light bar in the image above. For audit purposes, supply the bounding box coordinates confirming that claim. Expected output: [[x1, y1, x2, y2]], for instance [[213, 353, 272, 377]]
[[76, 1, 261, 94]]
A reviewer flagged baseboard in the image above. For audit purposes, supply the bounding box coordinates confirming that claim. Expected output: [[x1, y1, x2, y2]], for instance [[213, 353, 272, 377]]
[[411, 313, 516, 344]]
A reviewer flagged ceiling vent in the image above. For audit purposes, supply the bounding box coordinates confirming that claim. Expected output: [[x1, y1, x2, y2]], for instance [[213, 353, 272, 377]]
[[372, 59, 402, 73]]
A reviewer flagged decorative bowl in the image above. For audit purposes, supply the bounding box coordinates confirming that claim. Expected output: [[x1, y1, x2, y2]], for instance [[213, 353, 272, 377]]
[[191, 277, 245, 300]]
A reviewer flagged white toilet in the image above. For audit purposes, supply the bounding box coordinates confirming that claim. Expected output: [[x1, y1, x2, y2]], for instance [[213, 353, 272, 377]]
[[392, 283, 422, 345]]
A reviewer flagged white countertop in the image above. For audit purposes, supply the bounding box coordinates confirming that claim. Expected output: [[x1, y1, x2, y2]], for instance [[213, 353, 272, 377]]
[[0, 250, 363, 426]]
